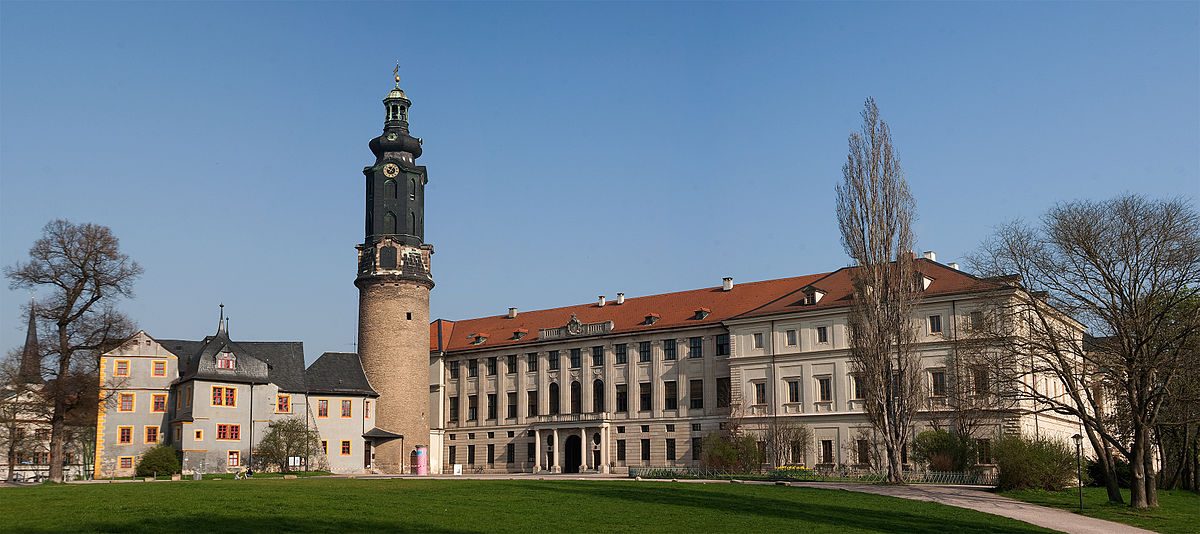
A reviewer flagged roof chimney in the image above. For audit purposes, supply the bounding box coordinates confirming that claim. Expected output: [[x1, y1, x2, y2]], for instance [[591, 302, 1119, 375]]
[[923, 251, 936, 261], [948, 262, 959, 270], [722, 277, 734, 291], [598, 296, 606, 307], [616, 293, 625, 304], [507, 307, 517, 319]]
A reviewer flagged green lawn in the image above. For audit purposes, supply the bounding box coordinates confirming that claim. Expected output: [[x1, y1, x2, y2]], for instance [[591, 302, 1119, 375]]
[[0, 478, 1052, 533], [1000, 487, 1200, 534]]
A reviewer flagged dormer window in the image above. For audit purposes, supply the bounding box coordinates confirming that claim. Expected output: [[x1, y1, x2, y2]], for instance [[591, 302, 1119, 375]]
[[803, 288, 826, 305], [643, 313, 660, 325], [512, 329, 528, 340], [471, 333, 489, 345], [693, 308, 711, 320], [216, 351, 236, 370]]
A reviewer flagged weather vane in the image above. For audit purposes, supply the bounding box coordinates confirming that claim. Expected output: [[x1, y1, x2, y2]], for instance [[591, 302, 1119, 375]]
[[393, 61, 401, 87]]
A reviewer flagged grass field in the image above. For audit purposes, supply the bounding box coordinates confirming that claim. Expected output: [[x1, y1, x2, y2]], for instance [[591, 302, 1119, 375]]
[[1000, 487, 1199, 534], [0, 478, 1053, 533]]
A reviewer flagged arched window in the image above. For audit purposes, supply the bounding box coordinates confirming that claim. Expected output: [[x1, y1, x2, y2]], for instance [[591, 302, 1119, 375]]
[[571, 381, 581, 414], [410, 211, 416, 234], [383, 211, 397, 234], [409, 178, 416, 201], [549, 383, 560, 414], [592, 379, 605, 413], [399, 106, 407, 121], [383, 179, 397, 199]]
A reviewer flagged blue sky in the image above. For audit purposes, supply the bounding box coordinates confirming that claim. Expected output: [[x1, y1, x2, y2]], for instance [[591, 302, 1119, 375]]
[[2, 1, 1197, 363]]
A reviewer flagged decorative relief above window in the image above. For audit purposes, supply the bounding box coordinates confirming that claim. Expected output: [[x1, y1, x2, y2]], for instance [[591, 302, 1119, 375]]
[[539, 313, 613, 340]]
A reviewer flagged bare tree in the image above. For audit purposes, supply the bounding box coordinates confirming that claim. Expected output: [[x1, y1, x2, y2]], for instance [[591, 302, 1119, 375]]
[[763, 420, 812, 467], [5, 220, 141, 483], [969, 195, 1200, 509], [836, 97, 923, 483]]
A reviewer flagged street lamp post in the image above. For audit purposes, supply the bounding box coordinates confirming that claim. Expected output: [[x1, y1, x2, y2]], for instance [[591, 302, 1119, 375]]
[[1071, 434, 1083, 512]]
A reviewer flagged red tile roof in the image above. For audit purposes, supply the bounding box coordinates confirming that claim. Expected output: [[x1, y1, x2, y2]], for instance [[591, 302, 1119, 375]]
[[429, 273, 830, 353]]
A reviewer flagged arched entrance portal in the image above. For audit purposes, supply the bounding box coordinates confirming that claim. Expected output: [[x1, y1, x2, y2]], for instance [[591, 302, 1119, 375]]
[[564, 435, 582, 473]]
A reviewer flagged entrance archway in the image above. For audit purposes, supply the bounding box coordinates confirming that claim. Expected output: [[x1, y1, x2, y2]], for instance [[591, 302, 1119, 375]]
[[564, 435, 582, 473]]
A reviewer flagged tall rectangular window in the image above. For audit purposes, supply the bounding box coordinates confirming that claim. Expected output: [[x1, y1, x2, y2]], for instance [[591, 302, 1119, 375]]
[[152, 394, 167, 413], [786, 329, 797, 346], [615, 344, 627, 364], [929, 315, 943, 334], [527, 353, 538, 372], [468, 395, 478, 421], [973, 367, 990, 394], [666, 438, 676, 462], [617, 439, 626, 462], [506, 355, 517, 374], [486, 357, 497, 376], [970, 311, 984, 331], [717, 377, 731, 408], [487, 393, 497, 420], [468, 359, 478, 377], [228, 451, 240, 467], [527, 391, 538, 416], [448, 446, 456, 465], [548, 351, 560, 370], [317, 399, 328, 417], [570, 348, 581, 369], [931, 371, 947, 397], [821, 440, 834, 464], [852, 376, 864, 400], [689, 379, 703, 409], [639, 382, 652, 411], [638, 342, 651, 362], [341, 400, 352, 418], [753, 333, 764, 349], [118, 426, 132, 444], [754, 382, 767, 405], [663, 339, 676, 360], [817, 326, 829, 344], [507, 392, 517, 419], [641, 439, 651, 462], [591, 346, 604, 367], [145, 426, 159, 444], [506, 443, 515, 464], [664, 381, 677, 410], [467, 445, 476, 465], [276, 394, 290, 413], [449, 397, 459, 421], [364, 400, 371, 418], [857, 439, 870, 465], [692, 437, 703, 460], [616, 384, 628, 412], [788, 380, 801, 403], [688, 337, 703, 358], [977, 439, 992, 464], [341, 440, 351, 456], [487, 444, 495, 466], [527, 442, 535, 462], [817, 377, 832, 402], [716, 334, 730, 356], [448, 360, 459, 379]]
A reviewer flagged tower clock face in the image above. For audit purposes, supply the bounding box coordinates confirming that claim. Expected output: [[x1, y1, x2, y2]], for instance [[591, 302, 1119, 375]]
[[383, 163, 400, 178]]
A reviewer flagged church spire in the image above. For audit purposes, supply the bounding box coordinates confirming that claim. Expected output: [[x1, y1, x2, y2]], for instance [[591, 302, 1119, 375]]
[[18, 299, 42, 384]]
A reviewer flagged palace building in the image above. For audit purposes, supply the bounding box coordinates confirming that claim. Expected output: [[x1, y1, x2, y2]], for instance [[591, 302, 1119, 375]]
[[91, 77, 1084, 476]]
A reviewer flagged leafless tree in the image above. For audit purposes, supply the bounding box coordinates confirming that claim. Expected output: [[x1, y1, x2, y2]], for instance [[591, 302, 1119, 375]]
[[968, 195, 1200, 509], [5, 220, 141, 483], [836, 97, 923, 483], [763, 420, 813, 467]]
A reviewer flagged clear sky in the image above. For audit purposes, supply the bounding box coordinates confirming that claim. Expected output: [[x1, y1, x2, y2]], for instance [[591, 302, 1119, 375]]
[[2, 1, 1197, 364]]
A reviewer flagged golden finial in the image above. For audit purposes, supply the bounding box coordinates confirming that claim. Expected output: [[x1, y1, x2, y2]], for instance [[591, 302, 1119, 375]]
[[393, 61, 401, 87]]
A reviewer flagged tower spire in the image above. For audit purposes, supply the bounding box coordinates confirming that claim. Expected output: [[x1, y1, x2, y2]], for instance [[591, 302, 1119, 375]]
[[19, 298, 42, 384]]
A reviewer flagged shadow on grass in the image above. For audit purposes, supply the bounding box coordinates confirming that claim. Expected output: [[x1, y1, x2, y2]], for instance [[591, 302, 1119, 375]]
[[14, 514, 476, 534], [535, 482, 1049, 534]]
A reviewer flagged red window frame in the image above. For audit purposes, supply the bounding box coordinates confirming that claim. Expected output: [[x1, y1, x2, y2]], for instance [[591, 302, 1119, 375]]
[[317, 399, 328, 418], [119, 457, 133, 469], [341, 440, 351, 455], [152, 394, 167, 413], [118, 426, 132, 444], [341, 400, 352, 418], [276, 395, 290, 413], [216, 424, 241, 441], [152, 361, 166, 377], [227, 451, 240, 467], [119, 393, 134, 412], [145, 426, 159, 443], [115, 360, 129, 376]]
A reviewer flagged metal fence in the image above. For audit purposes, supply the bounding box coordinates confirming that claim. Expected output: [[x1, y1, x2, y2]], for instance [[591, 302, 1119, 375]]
[[627, 465, 997, 486]]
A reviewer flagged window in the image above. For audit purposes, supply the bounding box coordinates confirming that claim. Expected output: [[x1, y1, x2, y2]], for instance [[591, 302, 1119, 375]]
[[689, 337, 703, 358], [217, 424, 241, 440], [152, 360, 167, 377], [276, 394, 291, 413], [616, 385, 628, 412], [527, 442, 535, 463], [365, 400, 371, 419], [821, 440, 834, 464], [970, 311, 984, 331], [638, 342, 651, 363], [788, 380, 801, 403], [592, 380, 605, 413], [977, 439, 992, 464], [487, 393, 497, 419], [851, 376, 864, 400], [641, 425, 650, 433], [317, 399, 329, 417], [119, 457, 133, 469], [615, 344, 627, 364], [929, 315, 943, 334], [548, 351, 560, 371], [817, 377, 832, 402], [195, 429, 203, 441], [467, 445, 476, 465], [449, 397, 460, 421], [666, 424, 675, 433], [119, 393, 134, 412], [791, 441, 803, 463], [754, 382, 767, 405], [506, 443, 514, 464], [186, 385, 192, 406], [341, 400, 352, 418], [716, 334, 730, 356], [527, 353, 538, 372], [752, 333, 764, 349], [931, 371, 947, 397], [570, 382, 581, 413], [617, 439, 626, 462], [641, 439, 651, 462], [152, 394, 167, 413], [717, 377, 731, 408], [211, 386, 236, 407], [507, 392, 517, 419], [506, 355, 517, 374], [592, 346, 604, 366], [321, 440, 328, 455], [816, 326, 829, 344], [692, 437, 703, 460], [216, 351, 236, 370], [570, 348, 581, 369], [857, 439, 871, 465], [973, 367, 990, 394], [145, 426, 159, 444], [115, 360, 129, 376], [527, 391, 538, 416], [448, 446, 457, 465], [486, 357, 497, 376], [639, 382, 652, 411], [468, 395, 478, 420], [35, 428, 50, 440], [174, 426, 182, 441], [549, 384, 560, 414], [341, 440, 351, 456], [690, 379, 704, 409], [663, 339, 676, 360], [666, 439, 676, 462], [487, 444, 496, 466], [664, 381, 677, 410], [448, 361, 459, 379], [224, 450, 239, 467], [468, 359, 478, 377], [786, 329, 797, 346], [118, 426, 132, 444]]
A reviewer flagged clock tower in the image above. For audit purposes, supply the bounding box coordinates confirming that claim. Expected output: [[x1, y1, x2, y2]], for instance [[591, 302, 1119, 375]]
[[355, 74, 433, 474]]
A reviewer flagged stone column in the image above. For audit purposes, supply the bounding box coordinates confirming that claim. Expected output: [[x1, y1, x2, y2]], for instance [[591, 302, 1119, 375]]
[[600, 425, 610, 474], [580, 427, 588, 472], [534, 428, 542, 473], [551, 428, 560, 473]]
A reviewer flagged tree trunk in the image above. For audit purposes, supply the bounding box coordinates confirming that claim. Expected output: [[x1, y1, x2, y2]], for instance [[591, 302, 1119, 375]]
[[1129, 431, 1148, 508], [1144, 426, 1159, 507], [47, 323, 71, 484], [5, 426, 17, 483], [1094, 439, 1124, 504]]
